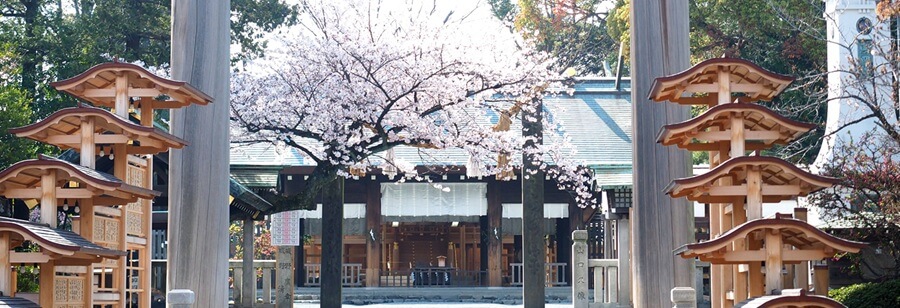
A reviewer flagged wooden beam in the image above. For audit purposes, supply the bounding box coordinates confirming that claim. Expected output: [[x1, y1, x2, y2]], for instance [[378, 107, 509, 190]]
[[706, 185, 801, 197], [692, 130, 781, 142], [10, 252, 50, 264], [765, 229, 783, 294], [140, 99, 154, 127], [685, 83, 765, 94]]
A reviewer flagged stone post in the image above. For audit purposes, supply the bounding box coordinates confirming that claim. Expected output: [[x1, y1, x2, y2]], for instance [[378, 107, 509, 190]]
[[241, 218, 254, 307], [670, 287, 696, 308], [167, 289, 196, 308], [616, 217, 631, 307], [276, 246, 294, 308], [572, 230, 588, 308]]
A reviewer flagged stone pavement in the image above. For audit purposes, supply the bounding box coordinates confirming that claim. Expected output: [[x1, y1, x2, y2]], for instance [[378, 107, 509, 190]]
[[294, 303, 574, 308]]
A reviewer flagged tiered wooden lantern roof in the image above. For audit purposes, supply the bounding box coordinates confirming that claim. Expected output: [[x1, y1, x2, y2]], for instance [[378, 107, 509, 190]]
[[0, 61, 210, 307], [0, 155, 158, 205], [649, 58, 794, 105], [675, 217, 866, 263], [651, 57, 863, 307], [0, 217, 126, 263], [735, 289, 845, 308], [9, 106, 187, 155], [50, 62, 212, 110], [665, 156, 838, 204], [657, 103, 816, 151]]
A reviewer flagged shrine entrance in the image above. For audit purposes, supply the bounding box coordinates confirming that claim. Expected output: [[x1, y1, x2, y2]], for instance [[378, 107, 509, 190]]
[[379, 221, 482, 286]]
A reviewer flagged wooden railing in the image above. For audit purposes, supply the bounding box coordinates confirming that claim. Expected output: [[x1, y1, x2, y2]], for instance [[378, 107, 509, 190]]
[[378, 269, 486, 287], [303, 263, 363, 287], [229, 260, 275, 307], [509, 263, 568, 286]]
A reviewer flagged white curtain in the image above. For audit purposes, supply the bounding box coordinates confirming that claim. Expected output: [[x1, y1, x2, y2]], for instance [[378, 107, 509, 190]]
[[296, 203, 366, 219], [501, 203, 569, 218], [381, 183, 487, 216]]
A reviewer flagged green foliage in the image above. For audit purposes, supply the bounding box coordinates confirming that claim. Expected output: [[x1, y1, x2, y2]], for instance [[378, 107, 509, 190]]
[[0, 85, 40, 168], [488, 0, 619, 75], [829, 279, 900, 308], [0, 0, 298, 128]]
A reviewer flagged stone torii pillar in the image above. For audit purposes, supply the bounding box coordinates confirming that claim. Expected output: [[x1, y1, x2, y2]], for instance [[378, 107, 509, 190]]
[[168, 0, 231, 306], [630, 1, 694, 307]]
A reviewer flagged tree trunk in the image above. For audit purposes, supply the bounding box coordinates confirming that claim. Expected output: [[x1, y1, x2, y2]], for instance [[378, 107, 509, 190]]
[[522, 99, 545, 308], [320, 175, 344, 308], [167, 0, 231, 306], [630, 1, 694, 307]]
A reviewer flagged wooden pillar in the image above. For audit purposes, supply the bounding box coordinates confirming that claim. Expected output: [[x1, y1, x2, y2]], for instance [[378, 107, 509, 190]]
[[241, 218, 254, 307], [295, 219, 305, 287], [114, 73, 129, 118], [765, 229, 783, 294], [39, 261, 54, 307], [365, 180, 381, 287], [140, 99, 154, 126], [717, 68, 732, 106], [732, 199, 748, 302], [460, 224, 468, 271], [40, 172, 57, 228], [556, 217, 571, 286], [391, 242, 400, 273], [616, 216, 631, 306], [275, 246, 294, 308], [813, 264, 829, 295], [746, 168, 762, 220], [0, 233, 10, 296], [522, 99, 545, 308], [748, 238, 764, 297], [141, 156, 153, 308], [80, 117, 95, 169], [709, 203, 722, 308], [630, 1, 694, 307], [730, 116, 744, 158], [487, 182, 503, 286], [320, 176, 344, 308], [793, 208, 810, 290], [168, 0, 231, 305], [78, 199, 95, 307]]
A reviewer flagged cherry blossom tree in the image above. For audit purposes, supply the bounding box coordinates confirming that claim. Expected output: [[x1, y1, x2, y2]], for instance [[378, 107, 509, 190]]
[[230, 0, 598, 214]]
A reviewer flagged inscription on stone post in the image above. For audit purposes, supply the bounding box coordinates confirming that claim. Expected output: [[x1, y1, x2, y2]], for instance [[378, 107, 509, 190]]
[[275, 246, 295, 308], [572, 230, 588, 308]]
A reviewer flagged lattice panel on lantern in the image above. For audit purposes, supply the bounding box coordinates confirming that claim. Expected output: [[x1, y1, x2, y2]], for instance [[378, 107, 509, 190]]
[[92, 215, 121, 267], [53, 275, 85, 308], [125, 161, 148, 237]]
